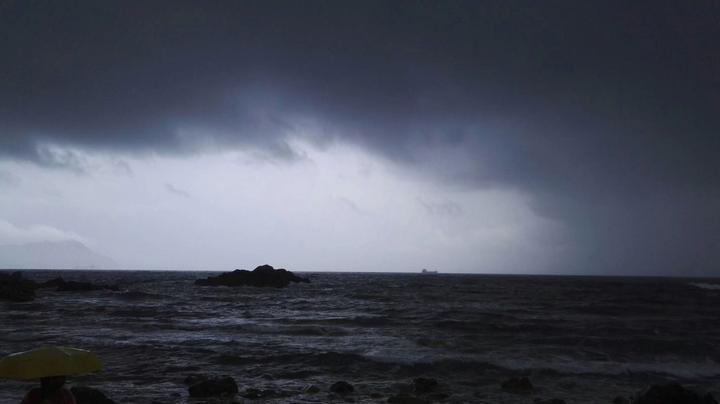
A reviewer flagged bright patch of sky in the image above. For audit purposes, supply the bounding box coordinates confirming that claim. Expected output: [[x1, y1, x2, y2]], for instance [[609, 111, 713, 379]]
[[0, 139, 566, 272]]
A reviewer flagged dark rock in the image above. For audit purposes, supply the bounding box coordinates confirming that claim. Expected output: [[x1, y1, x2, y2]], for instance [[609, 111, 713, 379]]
[[37, 276, 118, 292], [304, 385, 321, 394], [536, 399, 567, 404], [195, 265, 310, 288], [240, 388, 262, 400], [0, 271, 37, 302], [413, 377, 438, 394], [187, 376, 238, 398], [387, 394, 430, 404], [428, 392, 450, 400], [613, 396, 631, 404], [330, 381, 354, 395], [635, 383, 718, 404], [501, 377, 533, 393], [53, 278, 119, 292], [370, 392, 383, 398], [183, 374, 207, 386], [71, 386, 116, 404]]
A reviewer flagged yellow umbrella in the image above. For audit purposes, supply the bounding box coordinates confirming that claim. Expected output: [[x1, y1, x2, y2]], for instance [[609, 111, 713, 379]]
[[0, 347, 102, 380]]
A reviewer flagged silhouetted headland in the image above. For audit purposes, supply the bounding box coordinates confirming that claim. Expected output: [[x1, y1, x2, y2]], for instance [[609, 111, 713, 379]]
[[0, 271, 36, 302], [0, 272, 120, 302]]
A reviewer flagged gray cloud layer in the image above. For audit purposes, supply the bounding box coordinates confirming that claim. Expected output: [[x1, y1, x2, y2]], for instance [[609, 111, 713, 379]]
[[1, 1, 718, 274]]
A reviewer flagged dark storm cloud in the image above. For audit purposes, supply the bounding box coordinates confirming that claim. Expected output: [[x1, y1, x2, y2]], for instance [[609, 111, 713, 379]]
[[1, 0, 718, 274]]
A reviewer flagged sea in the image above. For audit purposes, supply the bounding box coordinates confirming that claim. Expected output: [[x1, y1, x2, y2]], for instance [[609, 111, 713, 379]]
[[1, 270, 719, 403]]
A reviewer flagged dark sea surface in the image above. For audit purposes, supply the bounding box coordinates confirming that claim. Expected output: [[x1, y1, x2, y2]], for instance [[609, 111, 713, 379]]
[[1, 271, 720, 403]]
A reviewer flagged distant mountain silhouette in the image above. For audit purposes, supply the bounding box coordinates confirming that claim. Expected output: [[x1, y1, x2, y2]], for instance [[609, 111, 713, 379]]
[[0, 240, 116, 269]]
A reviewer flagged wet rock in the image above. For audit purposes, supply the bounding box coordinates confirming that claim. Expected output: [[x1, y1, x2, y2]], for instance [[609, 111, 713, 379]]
[[0, 271, 37, 302], [413, 377, 438, 394], [634, 383, 718, 404], [613, 396, 631, 404], [387, 394, 430, 404], [536, 399, 566, 404], [195, 264, 310, 288], [187, 376, 238, 398], [304, 384, 320, 394], [501, 376, 533, 393], [330, 381, 354, 395], [71, 386, 116, 404]]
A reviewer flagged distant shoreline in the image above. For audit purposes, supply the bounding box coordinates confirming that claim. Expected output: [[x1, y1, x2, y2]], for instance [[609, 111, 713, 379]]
[[1, 268, 719, 280]]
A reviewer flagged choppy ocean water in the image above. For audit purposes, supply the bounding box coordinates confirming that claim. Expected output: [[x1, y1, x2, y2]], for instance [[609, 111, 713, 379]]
[[1, 271, 719, 403]]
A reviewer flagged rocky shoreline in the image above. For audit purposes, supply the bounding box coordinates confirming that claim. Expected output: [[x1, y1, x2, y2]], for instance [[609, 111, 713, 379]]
[[1, 265, 307, 302], [67, 378, 718, 404]]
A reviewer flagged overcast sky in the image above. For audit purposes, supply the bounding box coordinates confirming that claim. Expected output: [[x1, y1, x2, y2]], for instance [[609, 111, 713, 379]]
[[1, 1, 718, 274]]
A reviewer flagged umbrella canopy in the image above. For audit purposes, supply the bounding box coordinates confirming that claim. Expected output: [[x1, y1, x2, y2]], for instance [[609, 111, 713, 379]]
[[0, 347, 102, 380]]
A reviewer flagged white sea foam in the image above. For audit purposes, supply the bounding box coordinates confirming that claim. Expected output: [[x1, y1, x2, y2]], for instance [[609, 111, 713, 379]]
[[486, 353, 720, 378], [690, 282, 720, 290]]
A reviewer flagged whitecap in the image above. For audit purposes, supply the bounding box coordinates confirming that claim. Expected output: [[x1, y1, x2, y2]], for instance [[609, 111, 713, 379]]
[[690, 282, 720, 291]]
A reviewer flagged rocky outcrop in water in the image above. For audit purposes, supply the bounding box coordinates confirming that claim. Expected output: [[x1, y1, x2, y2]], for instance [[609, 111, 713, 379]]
[[500, 376, 533, 393], [0, 271, 37, 302], [195, 265, 310, 288], [634, 383, 718, 404], [387, 394, 430, 404], [71, 386, 117, 404], [413, 377, 438, 394], [329, 381, 354, 395], [40, 276, 119, 292], [185, 375, 238, 398]]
